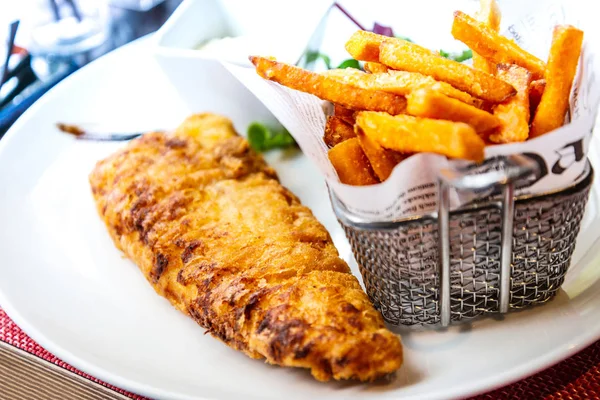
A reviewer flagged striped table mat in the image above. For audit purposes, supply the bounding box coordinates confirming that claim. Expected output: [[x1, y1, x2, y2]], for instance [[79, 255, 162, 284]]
[[1, 307, 599, 399]]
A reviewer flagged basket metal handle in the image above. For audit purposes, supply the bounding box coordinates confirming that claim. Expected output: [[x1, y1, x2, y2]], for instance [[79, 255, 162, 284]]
[[437, 155, 540, 326]]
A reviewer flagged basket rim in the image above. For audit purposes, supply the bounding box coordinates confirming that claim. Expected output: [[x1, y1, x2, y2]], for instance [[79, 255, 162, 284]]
[[331, 161, 594, 231]]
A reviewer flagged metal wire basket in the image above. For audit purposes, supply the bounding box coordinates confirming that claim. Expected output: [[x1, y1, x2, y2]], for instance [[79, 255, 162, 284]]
[[330, 155, 594, 328]]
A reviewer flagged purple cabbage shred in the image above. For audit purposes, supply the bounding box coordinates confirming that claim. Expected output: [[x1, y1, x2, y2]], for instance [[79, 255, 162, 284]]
[[372, 22, 394, 37]]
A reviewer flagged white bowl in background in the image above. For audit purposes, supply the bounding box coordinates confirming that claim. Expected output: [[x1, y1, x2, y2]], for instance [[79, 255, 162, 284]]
[[151, 0, 332, 126]]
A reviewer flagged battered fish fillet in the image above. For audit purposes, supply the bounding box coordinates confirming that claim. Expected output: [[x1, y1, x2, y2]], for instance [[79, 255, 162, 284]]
[[89, 114, 402, 382]]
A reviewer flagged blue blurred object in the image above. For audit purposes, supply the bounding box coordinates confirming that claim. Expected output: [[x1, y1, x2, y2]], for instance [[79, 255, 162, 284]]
[[0, 60, 78, 137]]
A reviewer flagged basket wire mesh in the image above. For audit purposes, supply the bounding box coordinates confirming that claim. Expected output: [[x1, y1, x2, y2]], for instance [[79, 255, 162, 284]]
[[331, 156, 594, 327]]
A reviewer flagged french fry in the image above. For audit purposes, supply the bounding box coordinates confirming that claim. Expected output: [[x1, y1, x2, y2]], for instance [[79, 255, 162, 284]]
[[324, 116, 356, 148], [406, 88, 501, 134], [530, 25, 583, 138], [251, 56, 407, 115], [379, 41, 516, 103], [472, 0, 502, 74], [489, 65, 532, 143], [345, 30, 437, 62], [345, 31, 384, 62], [364, 62, 389, 74], [388, 71, 484, 108], [333, 104, 356, 125], [323, 68, 482, 108], [451, 11, 546, 80], [356, 112, 485, 162], [476, 0, 501, 34], [328, 138, 379, 185], [529, 79, 546, 118], [356, 127, 405, 181]]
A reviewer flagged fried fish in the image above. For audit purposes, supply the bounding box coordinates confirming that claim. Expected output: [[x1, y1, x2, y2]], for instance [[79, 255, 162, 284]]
[[89, 114, 402, 381]]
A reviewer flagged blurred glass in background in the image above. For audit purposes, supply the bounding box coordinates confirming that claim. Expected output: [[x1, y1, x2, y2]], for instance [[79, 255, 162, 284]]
[[0, 0, 178, 136], [24, 0, 111, 57], [109, 0, 166, 12]]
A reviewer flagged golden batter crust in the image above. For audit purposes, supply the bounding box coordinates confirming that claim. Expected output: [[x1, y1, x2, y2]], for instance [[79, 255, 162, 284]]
[[89, 113, 402, 381]]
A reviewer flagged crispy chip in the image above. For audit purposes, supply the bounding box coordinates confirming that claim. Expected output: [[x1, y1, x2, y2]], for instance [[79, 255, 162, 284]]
[[530, 25, 583, 138], [251, 56, 407, 115], [475, 0, 501, 34], [356, 127, 405, 181], [473, 0, 502, 74], [323, 68, 482, 107], [328, 138, 379, 185], [489, 65, 532, 143], [356, 112, 485, 162], [406, 88, 501, 133], [379, 41, 516, 103], [333, 104, 356, 125], [345, 30, 437, 62], [364, 62, 389, 74], [345, 31, 384, 62], [324, 116, 356, 148], [529, 79, 546, 118], [451, 11, 546, 80], [388, 71, 484, 108]]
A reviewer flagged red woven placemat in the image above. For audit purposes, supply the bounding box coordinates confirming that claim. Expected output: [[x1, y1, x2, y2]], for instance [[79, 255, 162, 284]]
[[1, 306, 598, 399]]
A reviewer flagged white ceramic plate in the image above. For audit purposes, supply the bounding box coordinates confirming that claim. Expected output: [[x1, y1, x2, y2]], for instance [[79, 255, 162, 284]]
[[2, 38, 600, 400]]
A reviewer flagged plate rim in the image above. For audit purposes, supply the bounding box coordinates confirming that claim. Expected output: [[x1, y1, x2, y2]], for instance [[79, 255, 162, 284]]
[[3, 270, 600, 400]]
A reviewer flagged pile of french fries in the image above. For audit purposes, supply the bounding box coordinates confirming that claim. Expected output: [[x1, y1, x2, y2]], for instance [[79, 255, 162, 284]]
[[251, 0, 584, 186]]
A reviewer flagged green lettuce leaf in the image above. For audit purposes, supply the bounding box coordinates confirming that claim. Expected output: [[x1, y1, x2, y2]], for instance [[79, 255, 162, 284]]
[[247, 122, 296, 152]]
